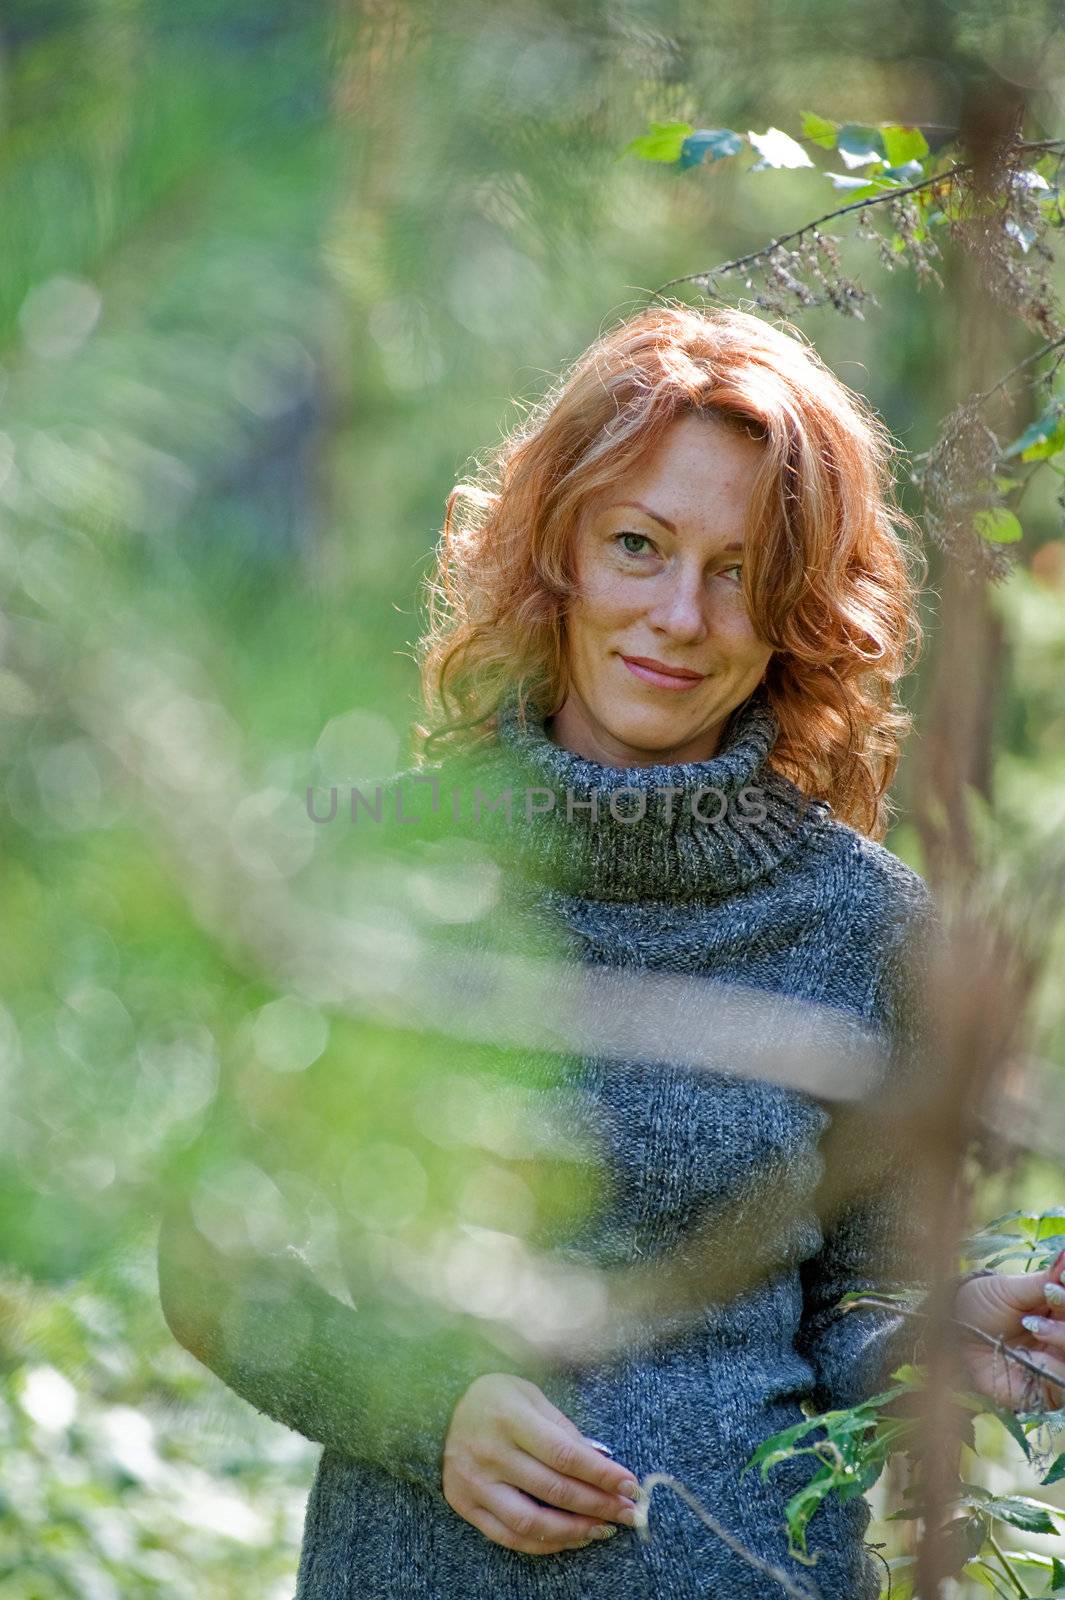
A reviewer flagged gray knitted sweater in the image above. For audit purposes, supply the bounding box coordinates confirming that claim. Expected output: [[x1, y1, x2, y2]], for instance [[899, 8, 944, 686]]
[[158, 682, 939, 1599]]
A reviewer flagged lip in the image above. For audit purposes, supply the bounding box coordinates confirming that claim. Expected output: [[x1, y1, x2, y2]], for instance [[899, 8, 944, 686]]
[[620, 655, 708, 691]]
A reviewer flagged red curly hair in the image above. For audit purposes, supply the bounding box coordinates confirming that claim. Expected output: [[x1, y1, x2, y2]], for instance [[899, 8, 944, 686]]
[[414, 300, 927, 840]]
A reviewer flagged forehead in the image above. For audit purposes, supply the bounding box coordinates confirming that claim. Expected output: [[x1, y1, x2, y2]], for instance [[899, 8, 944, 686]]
[[587, 413, 765, 528]]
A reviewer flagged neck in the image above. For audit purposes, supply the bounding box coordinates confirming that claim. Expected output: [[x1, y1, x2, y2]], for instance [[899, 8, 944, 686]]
[[545, 693, 730, 769], [449, 681, 830, 904]]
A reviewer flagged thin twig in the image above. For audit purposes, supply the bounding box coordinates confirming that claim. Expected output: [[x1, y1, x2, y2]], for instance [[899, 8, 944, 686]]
[[635, 1471, 824, 1599], [651, 135, 1065, 299], [967, 331, 1065, 408]]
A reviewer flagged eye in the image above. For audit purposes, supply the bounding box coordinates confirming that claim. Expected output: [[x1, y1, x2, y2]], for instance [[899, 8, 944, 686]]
[[719, 563, 743, 583], [615, 531, 654, 557]]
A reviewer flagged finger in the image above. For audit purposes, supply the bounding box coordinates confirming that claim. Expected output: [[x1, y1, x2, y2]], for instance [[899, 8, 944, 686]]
[[520, 1393, 640, 1496], [522, 1389, 621, 1456], [999, 1269, 1062, 1316], [463, 1501, 568, 1556], [479, 1482, 620, 1552], [1021, 1315, 1065, 1350], [511, 1410, 640, 1500], [523, 1387, 587, 1436], [503, 1446, 640, 1525], [521, 1391, 622, 1460]]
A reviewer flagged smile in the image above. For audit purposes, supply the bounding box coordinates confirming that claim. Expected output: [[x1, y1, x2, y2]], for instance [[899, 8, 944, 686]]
[[620, 656, 708, 691]]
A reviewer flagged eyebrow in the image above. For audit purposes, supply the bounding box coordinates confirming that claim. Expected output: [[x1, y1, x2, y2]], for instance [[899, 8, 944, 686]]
[[606, 500, 744, 553]]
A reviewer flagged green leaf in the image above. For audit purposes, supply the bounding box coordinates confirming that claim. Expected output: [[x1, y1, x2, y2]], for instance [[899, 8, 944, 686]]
[[1002, 410, 1065, 461], [881, 159, 926, 183], [801, 111, 837, 149], [1052, 1554, 1065, 1588], [881, 1566, 916, 1600], [747, 126, 815, 170], [836, 123, 888, 168], [824, 172, 898, 195], [679, 128, 744, 169], [1036, 1234, 1065, 1255], [964, 1555, 1031, 1593], [840, 1287, 913, 1309], [742, 1417, 824, 1475], [623, 121, 694, 162], [782, 1465, 838, 1562], [939, 1514, 989, 1578], [973, 508, 1023, 544], [986, 1495, 1060, 1534], [953, 1389, 1000, 1414], [963, 1232, 1030, 1257], [985, 1401, 1033, 1461], [888, 1362, 926, 1384], [1043, 1451, 1065, 1485], [881, 124, 930, 166], [868, 1378, 922, 1407]]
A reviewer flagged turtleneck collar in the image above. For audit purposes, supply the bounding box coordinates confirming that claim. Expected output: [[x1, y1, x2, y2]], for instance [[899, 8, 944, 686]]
[[457, 682, 830, 904]]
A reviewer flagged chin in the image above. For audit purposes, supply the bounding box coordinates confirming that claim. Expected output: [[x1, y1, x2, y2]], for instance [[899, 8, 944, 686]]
[[607, 703, 693, 748]]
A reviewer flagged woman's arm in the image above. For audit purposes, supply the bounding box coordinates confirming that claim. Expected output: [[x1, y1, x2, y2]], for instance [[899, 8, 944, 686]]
[[794, 883, 942, 1411], [793, 1173, 928, 1412], [157, 1188, 523, 1502], [158, 1186, 644, 1542]]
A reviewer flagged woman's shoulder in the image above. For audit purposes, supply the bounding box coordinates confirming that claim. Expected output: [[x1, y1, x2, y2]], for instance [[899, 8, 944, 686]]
[[796, 816, 943, 1058], [804, 809, 938, 949]]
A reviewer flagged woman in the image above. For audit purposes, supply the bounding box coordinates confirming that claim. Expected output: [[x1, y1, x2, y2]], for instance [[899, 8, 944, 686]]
[[158, 303, 1065, 1598]]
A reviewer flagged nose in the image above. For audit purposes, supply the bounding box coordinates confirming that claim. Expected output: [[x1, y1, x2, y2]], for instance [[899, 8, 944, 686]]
[[646, 565, 710, 645]]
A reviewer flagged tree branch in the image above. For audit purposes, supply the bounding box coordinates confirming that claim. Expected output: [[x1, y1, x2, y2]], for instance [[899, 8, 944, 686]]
[[650, 135, 1065, 301]]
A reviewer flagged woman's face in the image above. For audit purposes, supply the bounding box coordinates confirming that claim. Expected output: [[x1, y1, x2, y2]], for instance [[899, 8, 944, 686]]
[[549, 411, 775, 768]]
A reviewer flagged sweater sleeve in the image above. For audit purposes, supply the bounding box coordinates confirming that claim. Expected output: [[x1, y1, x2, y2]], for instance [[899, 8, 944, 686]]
[[157, 1187, 547, 1503], [793, 882, 943, 1412]]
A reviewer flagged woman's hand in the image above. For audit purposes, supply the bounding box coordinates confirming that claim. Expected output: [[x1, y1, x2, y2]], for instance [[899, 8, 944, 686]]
[[441, 1373, 641, 1554], [954, 1248, 1065, 1412]]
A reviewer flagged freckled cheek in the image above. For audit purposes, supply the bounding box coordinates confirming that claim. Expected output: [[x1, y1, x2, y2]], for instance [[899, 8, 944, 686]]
[[712, 608, 754, 648], [572, 573, 643, 633], [716, 595, 771, 649]]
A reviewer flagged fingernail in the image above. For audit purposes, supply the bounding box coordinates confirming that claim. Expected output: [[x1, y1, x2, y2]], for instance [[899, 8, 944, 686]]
[[619, 1480, 639, 1501], [1022, 1315, 1050, 1334], [1044, 1283, 1065, 1306], [591, 1525, 619, 1540]]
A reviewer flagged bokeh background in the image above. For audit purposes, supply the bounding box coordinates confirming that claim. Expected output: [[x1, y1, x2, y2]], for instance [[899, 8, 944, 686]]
[[2, 2, 1065, 1595]]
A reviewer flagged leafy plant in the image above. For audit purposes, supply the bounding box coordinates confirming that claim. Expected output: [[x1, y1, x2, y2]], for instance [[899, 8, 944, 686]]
[[745, 1220, 1065, 1597]]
